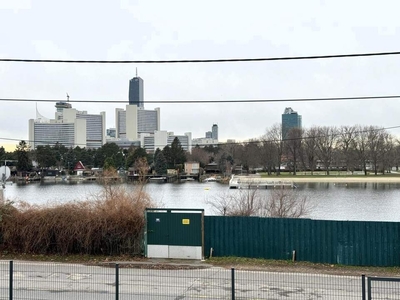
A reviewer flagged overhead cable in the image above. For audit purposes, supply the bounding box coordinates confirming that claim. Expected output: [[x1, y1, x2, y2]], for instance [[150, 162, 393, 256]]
[[1, 51, 400, 64], [0, 95, 400, 104], [1, 125, 399, 148]]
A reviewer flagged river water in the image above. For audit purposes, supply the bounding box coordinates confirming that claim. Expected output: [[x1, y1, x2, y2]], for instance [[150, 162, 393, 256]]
[[2, 181, 400, 222]]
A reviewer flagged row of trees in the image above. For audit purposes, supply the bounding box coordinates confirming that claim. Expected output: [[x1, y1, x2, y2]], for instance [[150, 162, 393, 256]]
[[0, 137, 186, 175], [188, 124, 400, 175], [1, 125, 399, 176]]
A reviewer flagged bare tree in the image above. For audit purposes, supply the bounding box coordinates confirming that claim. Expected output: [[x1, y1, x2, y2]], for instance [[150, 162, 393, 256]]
[[207, 188, 312, 218], [337, 125, 357, 173], [242, 140, 263, 172], [380, 131, 394, 174], [266, 123, 284, 175], [285, 128, 302, 175], [186, 147, 210, 167], [394, 140, 400, 171], [315, 126, 338, 175], [302, 127, 318, 175], [207, 189, 261, 216], [259, 137, 277, 175], [352, 125, 369, 175], [367, 126, 385, 175], [261, 188, 313, 218]]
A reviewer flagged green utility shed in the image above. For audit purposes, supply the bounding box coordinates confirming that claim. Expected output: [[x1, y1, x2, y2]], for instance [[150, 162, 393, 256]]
[[145, 208, 204, 260]]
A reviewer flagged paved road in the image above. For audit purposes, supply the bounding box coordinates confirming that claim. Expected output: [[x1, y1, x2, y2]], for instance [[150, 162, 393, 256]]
[[0, 260, 395, 299]]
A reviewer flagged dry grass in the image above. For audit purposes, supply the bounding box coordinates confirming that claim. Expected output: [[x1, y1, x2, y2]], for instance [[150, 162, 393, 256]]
[[0, 183, 155, 256]]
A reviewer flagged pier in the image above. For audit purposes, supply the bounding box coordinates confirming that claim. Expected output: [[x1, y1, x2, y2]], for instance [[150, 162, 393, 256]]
[[229, 175, 296, 189]]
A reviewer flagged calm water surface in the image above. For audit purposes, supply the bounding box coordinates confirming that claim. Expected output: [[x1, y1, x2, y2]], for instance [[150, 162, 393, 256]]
[[3, 181, 400, 222]]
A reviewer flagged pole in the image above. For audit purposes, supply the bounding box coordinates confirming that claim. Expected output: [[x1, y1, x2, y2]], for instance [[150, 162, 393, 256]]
[[9, 261, 13, 300], [231, 268, 235, 300], [361, 274, 366, 300], [115, 263, 119, 300]]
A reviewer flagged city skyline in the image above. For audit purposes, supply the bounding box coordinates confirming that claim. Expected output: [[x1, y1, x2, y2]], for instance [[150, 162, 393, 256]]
[[2, 1, 400, 151]]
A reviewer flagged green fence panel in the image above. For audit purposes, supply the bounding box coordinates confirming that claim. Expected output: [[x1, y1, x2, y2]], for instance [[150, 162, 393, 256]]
[[204, 216, 400, 267]]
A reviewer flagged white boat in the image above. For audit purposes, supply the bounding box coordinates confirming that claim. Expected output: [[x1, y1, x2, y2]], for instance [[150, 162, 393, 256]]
[[204, 177, 217, 182], [149, 177, 167, 182]]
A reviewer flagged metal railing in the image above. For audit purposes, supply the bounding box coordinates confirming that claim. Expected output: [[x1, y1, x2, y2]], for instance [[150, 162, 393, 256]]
[[1, 261, 399, 299]]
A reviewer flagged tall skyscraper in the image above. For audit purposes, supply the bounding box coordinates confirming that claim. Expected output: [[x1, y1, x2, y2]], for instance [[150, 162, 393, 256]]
[[128, 71, 144, 108], [212, 124, 218, 141], [282, 107, 302, 139]]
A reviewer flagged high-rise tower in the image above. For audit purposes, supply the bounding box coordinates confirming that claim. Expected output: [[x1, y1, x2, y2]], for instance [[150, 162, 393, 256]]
[[212, 124, 218, 141], [282, 107, 302, 139], [128, 69, 144, 108]]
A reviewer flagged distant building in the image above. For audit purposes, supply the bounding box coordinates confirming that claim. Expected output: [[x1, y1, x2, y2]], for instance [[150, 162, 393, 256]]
[[282, 107, 302, 139], [115, 105, 160, 141], [192, 137, 219, 147], [142, 131, 192, 153], [195, 124, 219, 146], [185, 162, 200, 174], [168, 132, 192, 152], [29, 102, 105, 149], [212, 124, 218, 141], [106, 128, 116, 138], [104, 138, 140, 149], [128, 74, 144, 108]]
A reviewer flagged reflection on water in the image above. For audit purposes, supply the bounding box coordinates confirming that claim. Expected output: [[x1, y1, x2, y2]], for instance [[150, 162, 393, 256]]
[[3, 181, 400, 222]]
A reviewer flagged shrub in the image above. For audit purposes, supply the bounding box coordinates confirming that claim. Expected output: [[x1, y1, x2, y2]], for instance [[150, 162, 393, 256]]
[[0, 184, 155, 255]]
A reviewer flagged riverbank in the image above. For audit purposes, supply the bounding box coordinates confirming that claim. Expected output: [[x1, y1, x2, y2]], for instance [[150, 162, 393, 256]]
[[258, 171, 400, 183], [289, 176, 400, 183]]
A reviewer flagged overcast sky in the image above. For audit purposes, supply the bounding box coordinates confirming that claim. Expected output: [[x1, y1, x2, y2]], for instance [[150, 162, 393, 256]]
[[1, 0, 400, 151]]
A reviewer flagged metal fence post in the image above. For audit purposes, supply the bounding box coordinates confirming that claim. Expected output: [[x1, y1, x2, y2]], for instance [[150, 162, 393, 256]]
[[367, 277, 371, 300], [231, 268, 235, 300], [115, 263, 119, 300], [361, 274, 366, 300], [9, 261, 13, 300]]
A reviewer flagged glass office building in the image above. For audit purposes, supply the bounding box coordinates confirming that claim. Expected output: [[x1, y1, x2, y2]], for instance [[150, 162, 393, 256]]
[[282, 107, 302, 139]]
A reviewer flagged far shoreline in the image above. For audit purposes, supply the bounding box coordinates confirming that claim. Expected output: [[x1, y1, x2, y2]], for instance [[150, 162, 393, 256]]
[[285, 176, 400, 183], [255, 172, 400, 183]]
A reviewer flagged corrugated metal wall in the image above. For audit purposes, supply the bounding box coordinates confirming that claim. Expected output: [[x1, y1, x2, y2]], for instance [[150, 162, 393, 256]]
[[204, 216, 400, 266]]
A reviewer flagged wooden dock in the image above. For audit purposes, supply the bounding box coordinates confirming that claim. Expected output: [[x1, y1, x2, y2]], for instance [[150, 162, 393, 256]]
[[229, 175, 296, 189]]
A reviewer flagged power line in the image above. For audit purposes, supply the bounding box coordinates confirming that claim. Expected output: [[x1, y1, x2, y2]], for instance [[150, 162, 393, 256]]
[[2, 51, 400, 64], [1, 125, 399, 149], [0, 95, 400, 104]]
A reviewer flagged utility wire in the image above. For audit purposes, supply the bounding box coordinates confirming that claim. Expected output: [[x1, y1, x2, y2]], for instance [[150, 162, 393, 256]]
[[1, 125, 399, 149], [1, 95, 400, 104], [2, 51, 400, 64]]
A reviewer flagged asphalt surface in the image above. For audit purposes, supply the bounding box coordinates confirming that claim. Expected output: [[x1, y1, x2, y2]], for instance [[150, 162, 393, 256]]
[[0, 259, 397, 299]]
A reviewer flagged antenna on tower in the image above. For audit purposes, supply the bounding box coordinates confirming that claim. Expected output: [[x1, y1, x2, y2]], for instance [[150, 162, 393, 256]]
[[136, 67, 138, 77], [66, 93, 70, 102]]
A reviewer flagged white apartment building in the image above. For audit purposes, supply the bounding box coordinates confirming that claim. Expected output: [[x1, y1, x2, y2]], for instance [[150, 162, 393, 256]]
[[142, 131, 192, 153], [29, 102, 106, 149], [115, 105, 160, 141], [192, 137, 219, 147]]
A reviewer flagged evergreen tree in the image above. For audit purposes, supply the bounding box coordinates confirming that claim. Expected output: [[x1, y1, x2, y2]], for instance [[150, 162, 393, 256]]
[[35, 145, 57, 168], [170, 137, 186, 168], [0, 146, 5, 162], [154, 151, 167, 175], [15, 140, 31, 171], [103, 157, 116, 170], [126, 147, 148, 169]]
